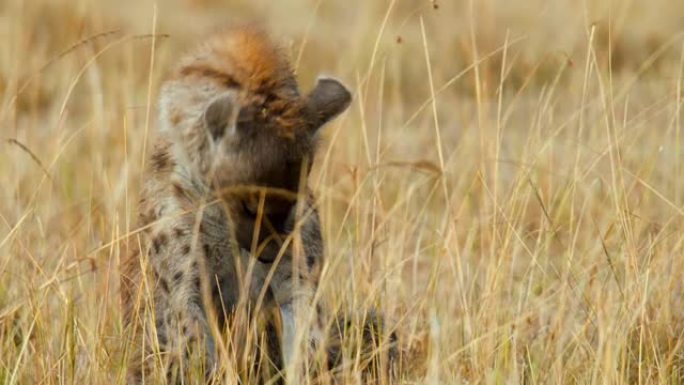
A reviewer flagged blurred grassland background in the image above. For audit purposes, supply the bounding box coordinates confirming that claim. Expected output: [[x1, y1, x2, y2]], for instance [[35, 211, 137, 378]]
[[1, 0, 684, 383]]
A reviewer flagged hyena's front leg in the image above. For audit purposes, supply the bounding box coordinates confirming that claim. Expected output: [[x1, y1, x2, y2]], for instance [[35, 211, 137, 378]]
[[155, 281, 215, 382], [278, 298, 325, 382], [144, 231, 217, 383], [277, 205, 326, 381], [271, 259, 326, 382]]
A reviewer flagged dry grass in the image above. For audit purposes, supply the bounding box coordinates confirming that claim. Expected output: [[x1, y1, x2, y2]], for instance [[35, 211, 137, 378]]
[[1, 0, 684, 383]]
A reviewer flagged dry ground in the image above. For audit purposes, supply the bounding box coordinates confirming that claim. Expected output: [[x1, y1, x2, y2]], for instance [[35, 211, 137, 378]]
[[1, 0, 684, 383]]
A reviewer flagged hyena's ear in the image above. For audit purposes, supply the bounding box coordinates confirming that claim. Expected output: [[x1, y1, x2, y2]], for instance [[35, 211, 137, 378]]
[[204, 91, 239, 141], [306, 77, 351, 131]]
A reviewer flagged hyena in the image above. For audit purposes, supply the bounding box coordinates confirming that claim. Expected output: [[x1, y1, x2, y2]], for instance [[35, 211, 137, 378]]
[[120, 26, 394, 384]]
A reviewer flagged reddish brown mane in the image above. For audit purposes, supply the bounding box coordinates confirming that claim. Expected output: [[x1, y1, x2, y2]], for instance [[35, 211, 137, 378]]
[[168, 26, 306, 138], [172, 26, 296, 94]]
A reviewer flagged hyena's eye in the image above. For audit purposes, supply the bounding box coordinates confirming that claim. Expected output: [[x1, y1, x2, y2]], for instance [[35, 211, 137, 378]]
[[241, 200, 258, 218]]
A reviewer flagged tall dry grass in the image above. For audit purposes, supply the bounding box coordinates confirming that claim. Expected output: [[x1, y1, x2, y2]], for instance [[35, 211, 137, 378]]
[[1, 0, 683, 383]]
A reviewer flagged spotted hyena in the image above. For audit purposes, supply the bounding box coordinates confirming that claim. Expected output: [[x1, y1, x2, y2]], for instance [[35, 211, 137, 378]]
[[120, 26, 393, 384]]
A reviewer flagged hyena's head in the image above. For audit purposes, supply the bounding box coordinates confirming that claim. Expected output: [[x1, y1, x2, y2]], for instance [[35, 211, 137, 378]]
[[158, 27, 350, 220], [204, 76, 350, 211]]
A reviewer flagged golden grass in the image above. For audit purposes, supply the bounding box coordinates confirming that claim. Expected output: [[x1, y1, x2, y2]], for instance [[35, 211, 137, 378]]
[[1, 0, 684, 383]]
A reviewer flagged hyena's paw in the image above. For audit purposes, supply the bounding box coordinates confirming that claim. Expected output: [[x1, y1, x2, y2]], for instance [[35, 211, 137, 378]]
[[325, 309, 398, 383]]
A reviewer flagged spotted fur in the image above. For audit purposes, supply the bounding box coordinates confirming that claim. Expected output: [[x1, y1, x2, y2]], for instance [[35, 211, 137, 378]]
[[120, 26, 353, 384]]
